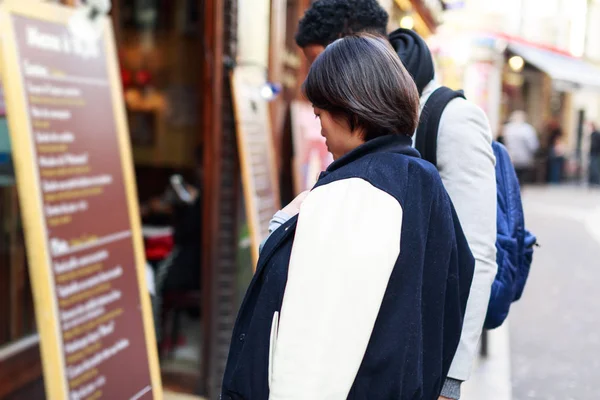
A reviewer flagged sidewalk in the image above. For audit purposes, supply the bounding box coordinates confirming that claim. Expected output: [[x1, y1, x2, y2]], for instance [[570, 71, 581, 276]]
[[462, 322, 512, 400]]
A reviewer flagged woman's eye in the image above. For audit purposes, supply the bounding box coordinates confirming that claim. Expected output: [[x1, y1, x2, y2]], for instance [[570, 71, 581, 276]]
[[314, 114, 320, 119]]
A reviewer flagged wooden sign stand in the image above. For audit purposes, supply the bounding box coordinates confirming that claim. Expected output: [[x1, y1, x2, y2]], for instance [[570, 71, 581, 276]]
[[231, 66, 280, 268], [0, 1, 162, 398]]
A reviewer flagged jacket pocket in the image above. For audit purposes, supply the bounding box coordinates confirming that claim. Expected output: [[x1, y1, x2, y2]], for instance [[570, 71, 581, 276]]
[[268, 311, 279, 389]]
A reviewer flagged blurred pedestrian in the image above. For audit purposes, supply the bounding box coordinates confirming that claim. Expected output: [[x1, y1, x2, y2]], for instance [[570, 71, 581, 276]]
[[143, 146, 203, 295], [221, 34, 475, 400], [546, 123, 566, 184], [588, 122, 600, 186], [503, 111, 539, 184], [286, 2, 498, 399], [142, 146, 204, 346]]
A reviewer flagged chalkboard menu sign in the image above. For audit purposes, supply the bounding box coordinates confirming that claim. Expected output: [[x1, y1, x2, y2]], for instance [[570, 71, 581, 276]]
[[0, 2, 161, 399], [231, 66, 280, 267]]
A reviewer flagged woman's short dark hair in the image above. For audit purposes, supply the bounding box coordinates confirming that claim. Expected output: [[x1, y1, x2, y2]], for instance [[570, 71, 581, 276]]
[[295, 0, 388, 48], [303, 34, 419, 141]]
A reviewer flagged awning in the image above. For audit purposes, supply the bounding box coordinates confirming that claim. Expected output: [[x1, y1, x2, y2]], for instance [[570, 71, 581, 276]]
[[508, 42, 600, 91]]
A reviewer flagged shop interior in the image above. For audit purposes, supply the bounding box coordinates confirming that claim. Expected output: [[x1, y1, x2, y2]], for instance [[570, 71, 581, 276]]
[[115, 0, 206, 392]]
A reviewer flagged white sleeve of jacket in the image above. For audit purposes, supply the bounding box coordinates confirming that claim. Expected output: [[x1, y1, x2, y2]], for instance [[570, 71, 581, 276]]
[[269, 178, 402, 400], [437, 98, 498, 382]]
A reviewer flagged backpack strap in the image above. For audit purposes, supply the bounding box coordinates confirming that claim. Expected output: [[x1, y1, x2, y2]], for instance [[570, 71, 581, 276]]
[[415, 87, 466, 167]]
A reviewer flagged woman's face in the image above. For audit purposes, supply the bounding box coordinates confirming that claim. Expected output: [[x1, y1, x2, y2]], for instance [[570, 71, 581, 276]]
[[314, 107, 365, 160]]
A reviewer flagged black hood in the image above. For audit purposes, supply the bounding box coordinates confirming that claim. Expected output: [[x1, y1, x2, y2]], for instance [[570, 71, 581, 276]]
[[388, 28, 435, 96]]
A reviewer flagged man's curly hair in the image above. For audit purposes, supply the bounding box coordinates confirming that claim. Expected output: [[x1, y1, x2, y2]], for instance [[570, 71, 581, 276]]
[[295, 0, 389, 48]]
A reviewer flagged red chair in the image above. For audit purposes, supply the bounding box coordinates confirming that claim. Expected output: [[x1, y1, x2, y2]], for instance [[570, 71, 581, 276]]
[[143, 227, 174, 263]]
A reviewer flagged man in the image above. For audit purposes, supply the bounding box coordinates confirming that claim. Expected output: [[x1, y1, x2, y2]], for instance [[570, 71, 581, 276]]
[[291, 1, 498, 399], [502, 110, 539, 184], [589, 122, 600, 186]]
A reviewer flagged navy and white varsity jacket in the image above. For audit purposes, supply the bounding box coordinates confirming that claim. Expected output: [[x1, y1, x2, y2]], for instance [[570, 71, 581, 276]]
[[221, 134, 475, 400]]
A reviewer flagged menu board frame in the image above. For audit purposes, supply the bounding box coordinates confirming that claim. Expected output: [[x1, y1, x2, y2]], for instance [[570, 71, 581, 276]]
[[231, 66, 280, 268], [0, 1, 162, 399]]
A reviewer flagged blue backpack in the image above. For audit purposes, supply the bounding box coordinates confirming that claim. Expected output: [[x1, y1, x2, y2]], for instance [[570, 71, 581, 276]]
[[415, 87, 537, 330]]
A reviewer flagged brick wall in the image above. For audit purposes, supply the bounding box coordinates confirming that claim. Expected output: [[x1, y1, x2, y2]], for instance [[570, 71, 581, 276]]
[[206, 0, 240, 398]]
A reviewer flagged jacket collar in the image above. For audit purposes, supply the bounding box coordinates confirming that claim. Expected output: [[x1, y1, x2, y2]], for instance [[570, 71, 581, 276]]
[[410, 79, 439, 147], [323, 134, 420, 176], [419, 80, 440, 114]]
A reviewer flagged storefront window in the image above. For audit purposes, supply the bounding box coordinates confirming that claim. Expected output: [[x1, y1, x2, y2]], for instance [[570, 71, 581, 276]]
[[0, 115, 37, 348], [116, 0, 204, 387]]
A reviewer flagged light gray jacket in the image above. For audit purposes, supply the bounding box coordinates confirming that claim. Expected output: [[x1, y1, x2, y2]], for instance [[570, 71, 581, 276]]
[[418, 82, 498, 396]]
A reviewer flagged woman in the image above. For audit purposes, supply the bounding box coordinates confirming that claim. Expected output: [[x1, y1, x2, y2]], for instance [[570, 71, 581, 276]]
[[221, 34, 474, 400]]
